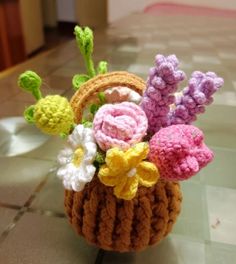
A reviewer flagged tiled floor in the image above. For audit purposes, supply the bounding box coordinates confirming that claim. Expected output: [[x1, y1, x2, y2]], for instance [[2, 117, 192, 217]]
[[0, 10, 236, 264]]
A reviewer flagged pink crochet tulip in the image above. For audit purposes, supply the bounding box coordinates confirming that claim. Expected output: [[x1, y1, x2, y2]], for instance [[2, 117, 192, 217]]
[[149, 124, 213, 181], [93, 102, 148, 151]]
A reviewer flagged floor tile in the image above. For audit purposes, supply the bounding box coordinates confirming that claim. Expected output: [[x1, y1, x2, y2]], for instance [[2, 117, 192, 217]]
[[205, 242, 236, 264], [0, 157, 53, 206], [172, 181, 209, 240], [0, 212, 98, 264], [102, 234, 205, 264], [0, 208, 18, 234], [22, 136, 65, 161], [30, 171, 65, 214], [201, 147, 236, 189], [206, 186, 236, 245]]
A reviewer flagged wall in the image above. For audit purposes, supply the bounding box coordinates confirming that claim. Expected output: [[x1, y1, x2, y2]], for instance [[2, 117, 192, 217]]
[[108, 0, 236, 23], [108, 0, 154, 23], [57, 0, 76, 22], [42, 0, 57, 27], [19, 0, 44, 54], [159, 0, 236, 10]]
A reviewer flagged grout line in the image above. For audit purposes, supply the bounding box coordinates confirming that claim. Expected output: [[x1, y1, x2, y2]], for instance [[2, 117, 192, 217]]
[[0, 202, 21, 210], [27, 208, 66, 218], [94, 249, 106, 264], [0, 207, 27, 244], [0, 172, 51, 244]]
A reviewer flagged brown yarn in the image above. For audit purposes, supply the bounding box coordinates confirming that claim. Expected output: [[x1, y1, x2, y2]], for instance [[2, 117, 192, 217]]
[[70, 71, 146, 123], [65, 71, 182, 252], [64, 176, 182, 252]]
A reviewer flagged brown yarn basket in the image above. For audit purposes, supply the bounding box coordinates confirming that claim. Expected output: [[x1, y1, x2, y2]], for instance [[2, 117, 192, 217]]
[[65, 71, 182, 252]]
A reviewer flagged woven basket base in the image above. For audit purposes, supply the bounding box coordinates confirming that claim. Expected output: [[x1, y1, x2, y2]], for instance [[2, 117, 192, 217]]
[[64, 177, 182, 252]]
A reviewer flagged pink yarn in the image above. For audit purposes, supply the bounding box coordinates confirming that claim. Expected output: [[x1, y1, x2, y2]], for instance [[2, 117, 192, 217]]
[[149, 124, 213, 181], [93, 102, 148, 151]]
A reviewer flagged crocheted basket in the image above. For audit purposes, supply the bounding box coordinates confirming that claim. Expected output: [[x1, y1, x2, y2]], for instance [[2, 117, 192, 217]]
[[65, 72, 182, 252]]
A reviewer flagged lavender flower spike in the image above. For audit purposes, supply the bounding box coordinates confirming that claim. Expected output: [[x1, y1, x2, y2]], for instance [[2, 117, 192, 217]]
[[168, 71, 224, 125], [140, 54, 186, 134]]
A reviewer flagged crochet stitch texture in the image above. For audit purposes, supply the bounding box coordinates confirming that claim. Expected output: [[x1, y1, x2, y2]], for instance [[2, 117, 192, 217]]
[[93, 102, 148, 151], [64, 176, 182, 252], [149, 124, 213, 181], [34, 95, 74, 135], [140, 54, 185, 133]]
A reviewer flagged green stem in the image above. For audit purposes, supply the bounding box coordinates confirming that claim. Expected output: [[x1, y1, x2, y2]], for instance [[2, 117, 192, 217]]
[[84, 54, 96, 78], [32, 88, 42, 101]]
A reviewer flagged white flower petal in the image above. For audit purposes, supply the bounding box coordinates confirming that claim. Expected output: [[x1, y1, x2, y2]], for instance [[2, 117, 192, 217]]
[[57, 148, 73, 165], [57, 165, 69, 179], [57, 125, 97, 193], [84, 142, 97, 162], [85, 165, 96, 182], [71, 180, 86, 192]]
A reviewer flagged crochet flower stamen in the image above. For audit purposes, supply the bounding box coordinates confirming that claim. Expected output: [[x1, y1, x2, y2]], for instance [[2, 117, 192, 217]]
[[57, 124, 97, 191], [98, 142, 159, 200]]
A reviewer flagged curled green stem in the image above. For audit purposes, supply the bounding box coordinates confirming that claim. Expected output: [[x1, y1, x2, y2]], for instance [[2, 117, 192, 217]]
[[18, 71, 42, 101]]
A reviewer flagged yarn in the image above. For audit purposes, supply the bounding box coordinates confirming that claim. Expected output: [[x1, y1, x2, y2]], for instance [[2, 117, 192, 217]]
[[168, 71, 224, 125], [98, 142, 159, 200], [34, 95, 74, 135], [93, 102, 148, 151], [73, 26, 108, 90], [70, 71, 146, 123], [18, 70, 42, 100], [149, 124, 213, 181], [140, 54, 185, 134], [64, 176, 182, 252], [57, 125, 97, 191]]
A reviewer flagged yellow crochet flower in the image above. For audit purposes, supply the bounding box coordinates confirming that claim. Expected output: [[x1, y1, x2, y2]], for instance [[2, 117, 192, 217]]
[[34, 95, 74, 135], [98, 142, 159, 200]]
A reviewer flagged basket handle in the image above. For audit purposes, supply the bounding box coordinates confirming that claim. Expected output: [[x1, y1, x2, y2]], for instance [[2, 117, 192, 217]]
[[70, 71, 146, 123]]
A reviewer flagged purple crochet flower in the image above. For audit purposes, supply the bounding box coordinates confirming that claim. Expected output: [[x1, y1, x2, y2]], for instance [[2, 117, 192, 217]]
[[140, 54, 185, 134], [168, 71, 224, 125]]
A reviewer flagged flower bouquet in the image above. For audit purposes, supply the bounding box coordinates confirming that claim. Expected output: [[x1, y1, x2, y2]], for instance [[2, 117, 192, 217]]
[[18, 26, 223, 252]]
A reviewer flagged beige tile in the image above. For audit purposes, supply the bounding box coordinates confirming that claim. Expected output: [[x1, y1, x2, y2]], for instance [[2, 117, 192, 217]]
[[206, 186, 236, 245], [102, 234, 205, 264], [0, 157, 53, 205], [205, 242, 236, 264], [0, 212, 98, 264], [22, 136, 65, 161], [0, 208, 18, 234], [30, 171, 65, 214], [201, 147, 236, 189]]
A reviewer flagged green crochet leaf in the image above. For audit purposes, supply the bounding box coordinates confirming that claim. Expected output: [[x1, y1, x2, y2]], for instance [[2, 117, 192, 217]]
[[90, 104, 99, 115], [72, 74, 90, 90], [18, 71, 42, 101], [97, 61, 108, 74], [98, 92, 106, 104], [24, 105, 35, 124]]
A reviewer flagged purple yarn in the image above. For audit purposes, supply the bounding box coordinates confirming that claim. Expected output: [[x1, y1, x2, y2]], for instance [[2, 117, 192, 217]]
[[168, 71, 224, 125], [140, 54, 186, 133]]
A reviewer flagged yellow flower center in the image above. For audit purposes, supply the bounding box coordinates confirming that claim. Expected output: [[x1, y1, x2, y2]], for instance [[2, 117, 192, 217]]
[[127, 168, 137, 177], [73, 147, 84, 166]]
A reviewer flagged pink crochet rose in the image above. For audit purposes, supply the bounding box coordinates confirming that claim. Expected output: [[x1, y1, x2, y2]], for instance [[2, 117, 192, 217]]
[[93, 102, 148, 151], [149, 124, 213, 181]]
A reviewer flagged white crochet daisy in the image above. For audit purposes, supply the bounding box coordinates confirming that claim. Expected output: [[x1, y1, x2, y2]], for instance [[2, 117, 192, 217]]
[[57, 124, 97, 192]]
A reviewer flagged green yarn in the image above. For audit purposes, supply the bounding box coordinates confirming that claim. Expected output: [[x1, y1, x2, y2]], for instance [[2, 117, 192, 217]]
[[98, 92, 106, 104], [24, 105, 35, 124], [73, 26, 109, 90], [72, 74, 90, 90], [95, 150, 105, 164], [74, 26, 95, 78], [18, 71, 42, 101], [97, 61, 108, 74]]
